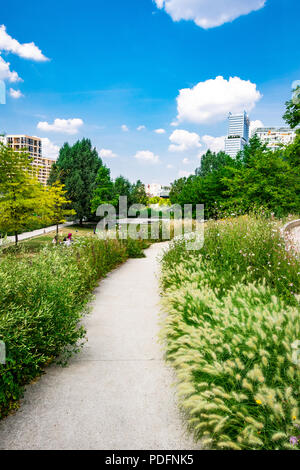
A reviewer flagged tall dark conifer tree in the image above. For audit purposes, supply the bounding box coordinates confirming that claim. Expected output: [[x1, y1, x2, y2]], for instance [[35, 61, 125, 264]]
[[48, 138, 102, 224]]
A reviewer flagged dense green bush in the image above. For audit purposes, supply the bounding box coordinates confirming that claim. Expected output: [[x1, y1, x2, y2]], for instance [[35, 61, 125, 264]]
[[0, 238, 129, 418], [160, 215, 300, 450]]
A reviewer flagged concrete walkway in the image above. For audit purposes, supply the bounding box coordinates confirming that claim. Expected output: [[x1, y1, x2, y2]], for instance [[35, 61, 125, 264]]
[[3, 221, 75, 244], [290, 225, 300, 252], [0, 242, 198, 450]]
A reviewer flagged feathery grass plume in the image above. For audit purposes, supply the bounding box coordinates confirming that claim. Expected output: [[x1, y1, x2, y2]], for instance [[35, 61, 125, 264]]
[[160, 215, 300, 450]]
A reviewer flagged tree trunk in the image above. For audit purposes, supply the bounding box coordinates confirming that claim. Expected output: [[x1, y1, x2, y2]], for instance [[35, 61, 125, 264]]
[[56, 224, 59, 235], [15, 232, 18, 246], [79, 218, 83, 226]]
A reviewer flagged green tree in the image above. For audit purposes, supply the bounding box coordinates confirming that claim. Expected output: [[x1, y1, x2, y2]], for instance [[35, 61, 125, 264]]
[[240, 135, 267, 166], [91, 165, 116, 213], [283, 85, 300, 128], [0, 143, 49, 244], [48, 139, 101, 224], [131, 180, 147, 205], [196, 150, 235, 177], [113, 175, 133, 212], [169, 177, 188, 205], [47, 182, 76, 235], [222, 148, 299, 216]]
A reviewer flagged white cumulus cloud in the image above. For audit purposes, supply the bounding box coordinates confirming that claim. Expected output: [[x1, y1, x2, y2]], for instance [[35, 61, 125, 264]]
[[0, 56, 21, 82], [250, 119, 264, 136], [178, 170, 192, 178], [121, 124, 129, 132], [0, 25, 48, 61], [176, 76, 262, 124], [9, 88, 23, 99], [37, 118, 84, 135], [200, 135, 226, 155], [154, 128, 166, 134], [134, 150, 160, 164], [154, 0, 266, 29], [99, 148, 118, 159], [169, 129, 201, 152], [40, 138, 60, 160], [137, 125, 146, 131]]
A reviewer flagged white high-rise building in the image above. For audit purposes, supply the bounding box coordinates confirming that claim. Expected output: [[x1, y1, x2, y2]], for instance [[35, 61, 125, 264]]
[[254, 127, 297, 151], [225, 111, 250, 158]]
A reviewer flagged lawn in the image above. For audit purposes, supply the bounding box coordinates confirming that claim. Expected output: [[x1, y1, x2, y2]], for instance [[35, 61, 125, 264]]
[[0, 224, 97, 256]]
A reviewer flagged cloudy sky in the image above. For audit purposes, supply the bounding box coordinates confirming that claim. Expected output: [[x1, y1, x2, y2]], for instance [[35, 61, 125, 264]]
[[0, 0, 299, 184]]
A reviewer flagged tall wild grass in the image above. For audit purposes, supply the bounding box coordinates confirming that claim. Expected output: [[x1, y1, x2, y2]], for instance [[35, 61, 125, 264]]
[[160, 215, 300, 450], [0, 237, 132, 418]]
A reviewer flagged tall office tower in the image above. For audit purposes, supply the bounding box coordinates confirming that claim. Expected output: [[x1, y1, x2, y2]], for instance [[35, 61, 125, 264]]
[[254, 127, 297, 151], [6, 135, 54, 185], [225, 111, 250, 158]]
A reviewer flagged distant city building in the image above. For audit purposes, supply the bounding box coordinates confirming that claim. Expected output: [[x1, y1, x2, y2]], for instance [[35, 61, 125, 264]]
[[253, 127, 297, 151], [146, 183, 170, 199], [146, 183, 162, 198], [6, 135, 54, 185], [160, 186, 170, 199], [225, 111, 250, 158]]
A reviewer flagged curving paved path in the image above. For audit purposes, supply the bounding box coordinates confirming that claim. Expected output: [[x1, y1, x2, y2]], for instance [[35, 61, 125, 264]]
[[0, 242, 198, 450], [290, 225, 300, 252]]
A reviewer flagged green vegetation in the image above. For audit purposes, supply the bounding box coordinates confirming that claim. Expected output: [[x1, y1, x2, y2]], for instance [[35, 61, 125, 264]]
[[160, 215, 300, 450], [48, 181, 76, 234], [283, 85, 300, 129], [0, 143, 49, 244], [170, 90, 300, 219], [91, 165, 117, 212], [170, 134, 300, 219], [49, 139, 149, 222], [0, 234, 148, 419], [0, 143, 76, 243]]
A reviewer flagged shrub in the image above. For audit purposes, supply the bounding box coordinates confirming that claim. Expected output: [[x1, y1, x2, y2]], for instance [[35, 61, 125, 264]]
[[160, 215, 300, 450], [0, 238, 129, 419]]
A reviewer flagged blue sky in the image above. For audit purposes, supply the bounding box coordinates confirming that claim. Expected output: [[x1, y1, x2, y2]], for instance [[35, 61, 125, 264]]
[[0, 0, 299, 185]]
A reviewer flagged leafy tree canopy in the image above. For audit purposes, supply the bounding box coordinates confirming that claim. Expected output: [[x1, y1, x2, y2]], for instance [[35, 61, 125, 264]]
[[131, 180, 148, 206], [0, 143, 50, 244], [283, 85, 300, 128], [91, 165, 117, 213], [48, 138, 101, 224]]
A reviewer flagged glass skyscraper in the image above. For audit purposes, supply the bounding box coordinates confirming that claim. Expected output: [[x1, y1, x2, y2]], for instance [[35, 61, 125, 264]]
[[225, 111, 250, 158]]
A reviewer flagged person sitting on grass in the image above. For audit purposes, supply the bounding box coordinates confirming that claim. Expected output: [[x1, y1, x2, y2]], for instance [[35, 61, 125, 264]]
[[52, 235, 59, 245], [64, 233, 73, 246]]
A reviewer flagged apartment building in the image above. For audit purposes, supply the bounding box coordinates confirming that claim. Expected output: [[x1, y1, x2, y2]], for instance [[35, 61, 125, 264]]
[[5, 135, 54, 185], [253, 127, 297, 151]]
